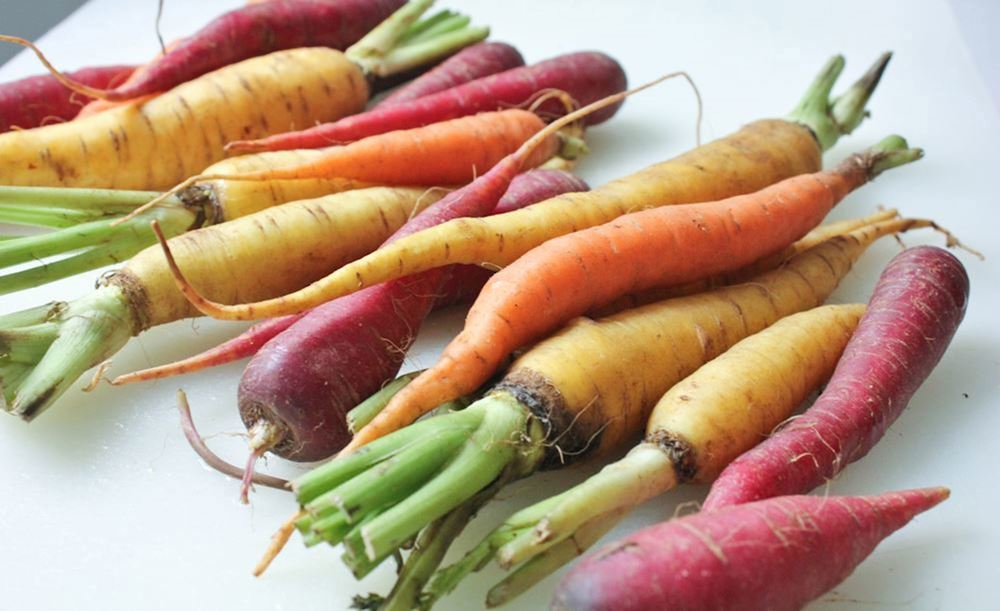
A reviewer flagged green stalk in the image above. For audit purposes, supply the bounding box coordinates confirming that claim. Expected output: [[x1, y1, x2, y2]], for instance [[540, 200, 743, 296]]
[[292, 391, 546, 581], [427, 491, 570, 600], [379, 478, 509, 611], [497, 443, 676, 568], [347, 394, 543, 564], [293, 407, 484, 505], [345, 0, 488, 79], [399, 9, 458, 43], [867, 135, 925, 176], [347, 370, 423, 433], [485, 508, 629, 608], [0, 205, 195, 295], [0, 204, 110, 229], [787, 52, 893, 151], [0, 186, 159, 208], [402, 14, 471, 46], [0, 285, 133, 420]]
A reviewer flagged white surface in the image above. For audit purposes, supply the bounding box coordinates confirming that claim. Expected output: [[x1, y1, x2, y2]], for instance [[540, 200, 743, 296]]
[[1, 1, 999, 609]]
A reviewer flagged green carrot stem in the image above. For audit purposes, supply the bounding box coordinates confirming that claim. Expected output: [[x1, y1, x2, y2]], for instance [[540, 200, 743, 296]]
[[0, 285, 132, 420], [374, 27, 489, 78], [786, 52, 891, 151], [427, 489, 571, 599], [0, 185, 159, 209], [0, 239, 146, 296], [0, 204, 108, 229], [348, 394, 543, 564], [312, 428, 474, 524], [485, 508, 629, 608], [347, 370, 423, 434], [399, 9, 456, 43], [381, 478, 508, 611], [0, 323, 59, 363], [0, 362, 30, 405], [293, 408, 484, 505], [0, 303, 62, 328], [867, 135, 924, 176], [0, 204, 195, 270], [497, 443, 676, 568], [402, 13, 471, 46]]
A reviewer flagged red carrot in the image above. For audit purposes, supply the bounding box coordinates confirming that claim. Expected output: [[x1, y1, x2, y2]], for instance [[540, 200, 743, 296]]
[[226, 51, 627, 153], [0, 65, 134, 132], [552, 487, 949, 611], [703, 246, 970, 510], [375, 41, 524, 108], [85, 0, 404, 101]]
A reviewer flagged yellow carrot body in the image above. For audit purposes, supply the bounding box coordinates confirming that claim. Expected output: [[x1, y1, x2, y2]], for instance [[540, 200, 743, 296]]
[[111, 186, 441, 331], [0, 48, 368, 190], [647, 303, 865, 483]]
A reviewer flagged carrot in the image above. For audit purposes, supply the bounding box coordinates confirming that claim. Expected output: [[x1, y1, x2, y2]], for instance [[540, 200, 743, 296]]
[[419, 220, 952, 609], [0, 64, 135, 132], [552, 487, 949, 611], [0, 105, 554, 293], [703, 246, 970, 509], [0, 186, 445, 421], [225, 51, 628, 153], [173, 52, 890, 325], [111, 169, 587, 384], [265, 216, 911, 583], [230, 169, 588, 491], [337, 135, 921, 453], [0, 0, 487, 190], [373, 41, 524, 108], [5, 0, 404, 102]]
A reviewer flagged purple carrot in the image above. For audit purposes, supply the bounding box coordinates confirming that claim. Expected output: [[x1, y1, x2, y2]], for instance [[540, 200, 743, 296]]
[[703, 246, 969, 510], [375, 41, 524, 108], [95, 0, 403, 101], [227, 51, 627, 153], [0, 64, 134, 132], [237, 166, 588, 470], [552, 487, 949, 611], [110, 167, 590, 389]]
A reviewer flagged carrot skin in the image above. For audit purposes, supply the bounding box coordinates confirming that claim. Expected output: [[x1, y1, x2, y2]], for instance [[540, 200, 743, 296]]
[[375, 41, 524, 108], [103, 0, 403, 101], [0, 65, 135, 132], [238, 169, 588, 460], [703, 246, 969, 509], [233, 51, 626, 151], [552, 487, 949, 611]]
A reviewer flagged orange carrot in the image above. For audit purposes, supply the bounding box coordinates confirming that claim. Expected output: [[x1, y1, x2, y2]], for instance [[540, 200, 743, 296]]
[[345, 135, 922, 452]]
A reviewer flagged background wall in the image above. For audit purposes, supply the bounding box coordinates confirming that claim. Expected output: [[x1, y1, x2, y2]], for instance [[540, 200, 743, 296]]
[[0, 1, 88, 65]]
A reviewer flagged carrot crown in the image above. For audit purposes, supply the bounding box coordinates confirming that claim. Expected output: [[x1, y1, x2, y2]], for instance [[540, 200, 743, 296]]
[[787, 52, 892, 150]]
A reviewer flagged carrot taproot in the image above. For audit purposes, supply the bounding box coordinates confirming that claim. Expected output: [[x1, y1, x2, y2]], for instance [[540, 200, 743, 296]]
[[0, 186, 445, 421], [374, 41, 524, 108], [703, 245, 970, 510], [172, 53, 890, 326], [225, 50, 628, 153], [0, 0, 488, 190], [551, 487, 949, 611], [268, 216, 911, 581], [111, 169, 587, 385], [419, 219, 950, 608], [338, 135, 921, 453], [0, 64, 135, 132]]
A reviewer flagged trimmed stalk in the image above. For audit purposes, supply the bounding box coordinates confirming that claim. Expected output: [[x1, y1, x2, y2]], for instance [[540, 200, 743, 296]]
[[398, 9, 458, 43], [0, 285, 132, 420], [0, 204, 195, 295], [788, 52, 892, 151], [284, 392, 546, 581], [377, 477, 510, 611], [486, 507, 629, 608], [347, 371, 423, 434]]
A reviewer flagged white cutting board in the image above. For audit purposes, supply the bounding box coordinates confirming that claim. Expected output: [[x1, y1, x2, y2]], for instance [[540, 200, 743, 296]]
[[1, 1, 998, 609]]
